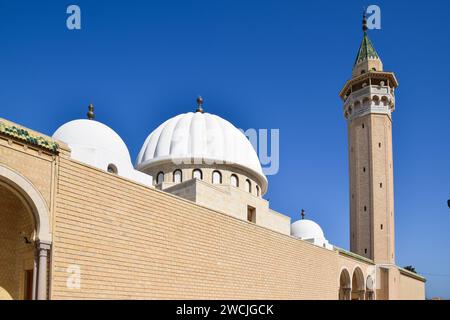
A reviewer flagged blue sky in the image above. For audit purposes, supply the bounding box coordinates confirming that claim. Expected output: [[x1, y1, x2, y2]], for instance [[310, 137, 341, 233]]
[[0, 0, 449, 298]]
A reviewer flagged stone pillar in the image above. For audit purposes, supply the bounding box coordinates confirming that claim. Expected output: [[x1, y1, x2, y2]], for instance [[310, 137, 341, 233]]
[[32, 254, 38, 300], [36, 241, 51, 300], [343, 288, 351, 300], [359, 290, 366, 300]]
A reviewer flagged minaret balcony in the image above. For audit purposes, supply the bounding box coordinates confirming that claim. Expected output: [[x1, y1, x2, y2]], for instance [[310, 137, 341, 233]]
[[343, 85, 395, 120]]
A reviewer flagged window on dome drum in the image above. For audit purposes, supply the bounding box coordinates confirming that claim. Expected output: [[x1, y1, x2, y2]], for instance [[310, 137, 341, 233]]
[[245, 179, 251, 193], [247, 206, 256, 223], [156, 172, 164, 184], [193, 169, 202, 180], [173, 170, 182, 183], [212, 171, 222, 184], [107, 164, 118, 174], [381, 224, 383, 230], [256, 185, 260, 197], [230, 174, 239, 187]]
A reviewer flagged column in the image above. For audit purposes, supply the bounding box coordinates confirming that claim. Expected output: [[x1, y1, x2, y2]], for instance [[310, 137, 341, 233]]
[[32, 254, 37, 300], [36, 241, 51, 300], [343, 288, 351, 300], [359, 290, 366, 300]]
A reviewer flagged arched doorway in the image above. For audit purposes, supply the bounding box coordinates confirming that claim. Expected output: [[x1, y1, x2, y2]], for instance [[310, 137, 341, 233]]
[[0, 165, 52, 300], [339, 268, 351, 300], [351, 267, 365, 300]]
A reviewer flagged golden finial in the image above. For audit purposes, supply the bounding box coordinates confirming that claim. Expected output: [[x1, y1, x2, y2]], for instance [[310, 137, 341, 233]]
[[196, 96, 204, 113], [87, 104, 95, 120]]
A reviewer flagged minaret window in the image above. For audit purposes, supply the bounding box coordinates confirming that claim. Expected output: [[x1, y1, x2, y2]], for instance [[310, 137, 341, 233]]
[[212, 171, 222, 184], [364, 206, 367, 212], [193, 169, 203, 180], [362, 123, 365, 129], [256, 185, 260, 197], [230, 174, 238, 187], [380, 182, 383, 188], [245, 179, 251, 193], [173, 170, 182, 183], [156, 172, 164, 184]]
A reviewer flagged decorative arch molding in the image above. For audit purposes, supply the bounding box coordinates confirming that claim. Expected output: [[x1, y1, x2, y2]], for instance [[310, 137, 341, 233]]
[[0, 164, 52, 243], [352, 266, 365, 290], [338, 267, 352, 300]]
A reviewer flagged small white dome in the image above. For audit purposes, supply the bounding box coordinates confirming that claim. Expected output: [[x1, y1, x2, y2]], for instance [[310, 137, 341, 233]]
[[291, 219, 333, 250], [136, 111, 267, 193], [291, 219, 325, 240], [53, 119, 151, 186]]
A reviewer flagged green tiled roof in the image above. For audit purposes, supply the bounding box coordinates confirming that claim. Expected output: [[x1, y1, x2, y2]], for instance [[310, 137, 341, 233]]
[[354, 32, 379, 66], [0, 121, 59, 153]]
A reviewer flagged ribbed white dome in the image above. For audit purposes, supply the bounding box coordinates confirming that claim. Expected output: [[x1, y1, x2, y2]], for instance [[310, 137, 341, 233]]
[[136, 112, 267, 190], [291, 219, 325, 240], [53, 119, 152, 186]]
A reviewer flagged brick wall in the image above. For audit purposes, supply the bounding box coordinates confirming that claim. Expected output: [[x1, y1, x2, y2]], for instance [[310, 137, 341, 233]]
[[51, 157, 340, 299]]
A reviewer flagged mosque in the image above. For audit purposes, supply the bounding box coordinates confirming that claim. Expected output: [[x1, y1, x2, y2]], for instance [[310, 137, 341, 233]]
[[0, 15, 425, 300]]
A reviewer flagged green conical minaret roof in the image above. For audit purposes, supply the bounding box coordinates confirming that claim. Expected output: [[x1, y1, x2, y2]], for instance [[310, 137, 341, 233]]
[[354, 32, 380, 66]]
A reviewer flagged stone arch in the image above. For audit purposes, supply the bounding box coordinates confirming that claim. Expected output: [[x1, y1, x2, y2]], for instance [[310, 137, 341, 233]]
[[372, 95, 380, 105], [351, 266, 365, 300], [0, 165, 51, 243], [339, 268, 351, 300], [0, 164, 52, 300]]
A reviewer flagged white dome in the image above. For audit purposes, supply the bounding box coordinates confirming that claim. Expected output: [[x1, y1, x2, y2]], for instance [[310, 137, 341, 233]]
[[53, 119, 152, 186], [291, 219, 333, 250], [136, 111, 267, 192], [291, 219, 325, 240]]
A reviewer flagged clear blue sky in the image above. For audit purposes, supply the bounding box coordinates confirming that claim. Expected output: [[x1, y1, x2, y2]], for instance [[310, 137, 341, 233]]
[[1, 0, 449, 299]]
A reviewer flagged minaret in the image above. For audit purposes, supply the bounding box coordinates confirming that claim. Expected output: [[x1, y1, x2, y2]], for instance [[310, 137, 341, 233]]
[[339, 13, 398, 264]]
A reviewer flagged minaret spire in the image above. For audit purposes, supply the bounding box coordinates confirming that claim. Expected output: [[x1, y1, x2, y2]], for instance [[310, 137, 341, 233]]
[[352, 11, 383, 78]]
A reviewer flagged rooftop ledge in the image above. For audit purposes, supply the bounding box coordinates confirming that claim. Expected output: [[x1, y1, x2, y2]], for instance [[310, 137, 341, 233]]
[[399, 267, 427, 283], [0, 118, 60, 153], [335, 246, 375, 265]]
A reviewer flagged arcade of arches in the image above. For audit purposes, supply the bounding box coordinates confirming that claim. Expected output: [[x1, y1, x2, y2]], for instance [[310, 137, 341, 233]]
[[339, 267, 375, 300]]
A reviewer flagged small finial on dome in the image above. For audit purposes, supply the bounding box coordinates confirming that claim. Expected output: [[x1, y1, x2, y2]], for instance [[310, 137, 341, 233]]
[[196, 96, 204, 113], [87, 104, 95, 120], [301, 209, 305, 220], [362, 8, 368, 32]]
